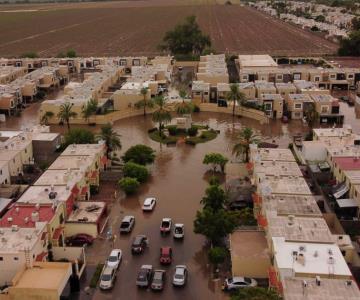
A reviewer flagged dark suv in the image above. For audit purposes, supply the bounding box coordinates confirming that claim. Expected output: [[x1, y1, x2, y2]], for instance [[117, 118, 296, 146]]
[[131, 235, 149, 254]]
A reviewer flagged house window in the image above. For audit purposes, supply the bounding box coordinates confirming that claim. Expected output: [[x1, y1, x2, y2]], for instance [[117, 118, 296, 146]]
[[314, 76, 320, 82], [204, 92, 208, 95], [14, 257, 19, 261], [132, 59, 140, 66], [264, 103, 272, 111], [25, 149, 27, 153], [330, 75, 336, 79], [0, 257, 3, 261], [276, 75, 282, 80], [119, 59, 127, 66], [242, 76, 248, 80], [321, 105, 329, 113], [348, 74, 354, 79], [195, 92, 201, 96], [294, 103, 302, 109]]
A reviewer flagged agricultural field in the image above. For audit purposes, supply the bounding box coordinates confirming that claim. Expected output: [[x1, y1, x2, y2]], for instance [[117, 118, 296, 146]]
[[0, 0, 338, 57]]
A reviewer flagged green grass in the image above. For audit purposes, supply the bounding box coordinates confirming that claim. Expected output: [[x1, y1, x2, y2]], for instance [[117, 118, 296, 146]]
[[185, 129, 218, 144], [149, 130, 178, 144], [89, 263, 104, 288]]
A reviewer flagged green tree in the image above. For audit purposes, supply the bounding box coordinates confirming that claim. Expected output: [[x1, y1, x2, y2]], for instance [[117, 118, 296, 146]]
[[135, 87, 154, 116], [201, 184, 227, 211], [304, 103, 319, 128], [238, 207, 257, 226], [66, 49, 77, 58], [232, 127, 260, 163], [208, 247, 227, 266], [338, 30, 360, 56], [122, 144, 155, 165], [123, 162, 149, 183], [315, 15, 325, 22], [97, 123, 121, 158], [226, 84, 246, 116], [40, 111, 54, 125], [203, 153, 229, 173], [82, 98, 98, 124], [176, 89, 193, 115], [57, 102, 77, 131], [64, 128, 95, 146], [194, 208, 239, 245], [352, 17, 360, 31], [21, 51, 38, 58], [152, 95, 172, 137], [119, 177, 140, 195], [231, 287, 281, 300], [159, 15, 211, 56]]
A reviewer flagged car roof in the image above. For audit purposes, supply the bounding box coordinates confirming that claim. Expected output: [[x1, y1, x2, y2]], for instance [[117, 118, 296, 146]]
[[122, 215, 134, 222], [103, 267, 114, 275], [109, 249, 121, 256], [162, 218, 171, 222], [231, 276, 246, 282], [174, 223, 184, 227], [144, 197, 155, 203], [154, 269, 165, 274], [161, 247, 171, 254], [141, 264, 152, 270], [134, 235, 146, 242]]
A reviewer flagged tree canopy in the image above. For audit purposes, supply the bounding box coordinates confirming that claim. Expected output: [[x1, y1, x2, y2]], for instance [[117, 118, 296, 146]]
[[97, 123, 121, 157], [123, 162, 149, 183], [201, 183, 227, 211], [64, 128, 95, 146], [203, 153, 229, 173], [159, 15, 211, 56], [338, 30, 360, 56], [122, 144, 156, 165]]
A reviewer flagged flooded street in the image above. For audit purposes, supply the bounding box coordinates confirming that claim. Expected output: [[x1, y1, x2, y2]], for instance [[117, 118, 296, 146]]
[[0, 100, 359, 299]]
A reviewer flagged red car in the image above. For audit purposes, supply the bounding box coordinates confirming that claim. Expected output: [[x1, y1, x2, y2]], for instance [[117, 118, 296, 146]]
[[66, 233, 94, 246], [160, 247, 172, 264]]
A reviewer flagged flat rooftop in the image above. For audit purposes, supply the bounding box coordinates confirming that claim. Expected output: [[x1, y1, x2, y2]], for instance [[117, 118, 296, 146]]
[[267, 215, 333, 243], [67, 201, 105, 223], [251, 148, 296, 162], [49, 155, 94, 171], [288, 93, 313, 102], [273, 237, 352, 278], [313, 125, 353, 138], [61, 143, 105, 157], [230, 230, 270, 260], [0, 222, 47, 253], [11, 262, 72, 292], [262, 194, 322, 217], [333, 157, 360, 171], [258, 175, 312, 196], [311, 94, 337, 103], [238, 55, 278, 68], [254, 161, 302, 177], [17, 185, 72, 205], [34, 169, 84, 186], [282, 277, 360, 300]]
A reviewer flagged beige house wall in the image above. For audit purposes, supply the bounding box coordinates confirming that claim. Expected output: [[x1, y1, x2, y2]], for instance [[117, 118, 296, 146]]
[[65, 222, 98, 238]]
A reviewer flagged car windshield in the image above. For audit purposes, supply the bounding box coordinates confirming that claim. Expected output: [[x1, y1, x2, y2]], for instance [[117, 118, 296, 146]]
[[153, 272, 162, 280], [102, 274, 111, 281], [120, 222, 129, 228], [108, 256, 118, 262], [161, 221, 170, 227], [174, 274, 183, 279], [175, 227, 183, 233], [137, 271, 147, 281], [133, 237, 143, 245], [143, 203, 150, 207], [244, 277, 252, 284]]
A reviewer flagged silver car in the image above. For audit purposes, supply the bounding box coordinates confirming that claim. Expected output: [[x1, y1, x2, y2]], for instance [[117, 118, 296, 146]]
[[120, 216, 135, 233], [172, 265, 187, 286], [99, 266, 116, 290]]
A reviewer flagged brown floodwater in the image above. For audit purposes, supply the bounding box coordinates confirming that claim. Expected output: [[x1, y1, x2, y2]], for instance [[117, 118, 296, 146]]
[[1, 101, 359, 300]]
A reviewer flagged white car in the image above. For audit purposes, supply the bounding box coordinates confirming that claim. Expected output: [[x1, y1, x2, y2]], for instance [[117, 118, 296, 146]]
[[99, 266, 117, 290], [173, 224, 184, 239], [172, 265, 187, 286], [222, 277, 257, 291], [142, 197, 156, 211], [106, 249, 122, 269], [160, 218, 172, 234], [120, 216, 135, 233]]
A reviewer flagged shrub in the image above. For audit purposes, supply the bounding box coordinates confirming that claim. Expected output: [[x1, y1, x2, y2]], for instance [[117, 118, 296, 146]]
[[167, 125, 178, 136], [208, 247, 227, 266], [187, 126, 198, 136], [193, 105, 200, 113], [63, 128, 95, 146], [123, 162, 149, 183], [66, 49, 77, 58], [123, 144, 156, 165], [119, 177, 140, 195], [21, 51, 38, 58]]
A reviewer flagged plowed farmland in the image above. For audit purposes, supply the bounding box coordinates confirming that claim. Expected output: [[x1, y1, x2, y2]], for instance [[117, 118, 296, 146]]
[[0, 0, 338, 57]]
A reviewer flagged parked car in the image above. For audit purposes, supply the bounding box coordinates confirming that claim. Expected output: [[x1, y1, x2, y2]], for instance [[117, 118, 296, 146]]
[[172, 265, 187, 286], [136, 265, 153, 287], [160, 218, 172, 234], [173, 224, 184, 239], [160, 247, 172, 264], [66, 233, 94, 247], [222, 277, 257, 291], [151, 270, 166, 291], [99, 266, 117, 290], [120, 215, 135, 233], [142, 197, 156, 211], [131, 235, 149, 254], [106, 249, 122, 269]]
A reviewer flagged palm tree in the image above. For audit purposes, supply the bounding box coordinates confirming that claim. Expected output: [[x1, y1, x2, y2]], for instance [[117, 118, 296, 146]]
[[57, 102, 77, 131], [40, 111, 54, 125], [152, 95, 172, 137], [304, 103, 319, 129], [232, 127, 260, 162], [82, 98, 98, 124], [226, 84, 246, 116], [135, 87, 154, 116], [175, 89, 193, 115], [97, 123, 121, 158]]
